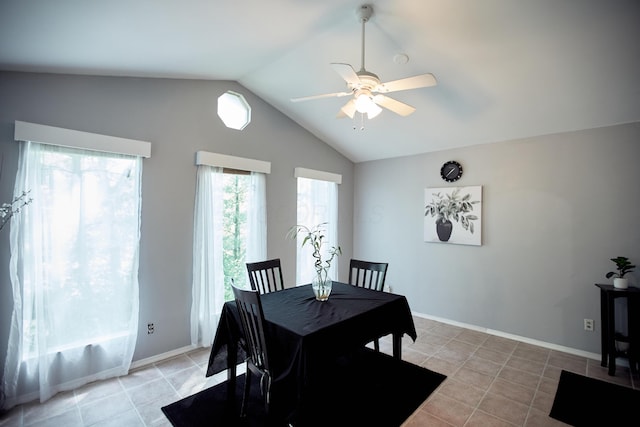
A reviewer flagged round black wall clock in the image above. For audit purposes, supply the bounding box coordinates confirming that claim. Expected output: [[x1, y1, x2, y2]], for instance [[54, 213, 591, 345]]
[[440, 160, 463, 182]]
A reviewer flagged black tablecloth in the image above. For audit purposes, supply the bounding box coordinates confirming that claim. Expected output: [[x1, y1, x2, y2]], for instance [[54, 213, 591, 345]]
[[205, 281, 417, 421]]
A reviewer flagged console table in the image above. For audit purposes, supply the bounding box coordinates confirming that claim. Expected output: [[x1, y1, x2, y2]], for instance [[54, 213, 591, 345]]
[[595, 284, 640, 375]]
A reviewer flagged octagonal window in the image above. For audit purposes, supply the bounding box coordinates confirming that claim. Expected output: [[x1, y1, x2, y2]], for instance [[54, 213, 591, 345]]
[[217, 91, 251, 130]]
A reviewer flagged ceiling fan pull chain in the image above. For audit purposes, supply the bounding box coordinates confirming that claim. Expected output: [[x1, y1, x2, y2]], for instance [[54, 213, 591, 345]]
[[352, 112, 365, 131]]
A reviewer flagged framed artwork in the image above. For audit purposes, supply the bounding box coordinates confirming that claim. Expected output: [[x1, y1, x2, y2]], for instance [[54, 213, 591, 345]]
[[424, 186, 482, 246]]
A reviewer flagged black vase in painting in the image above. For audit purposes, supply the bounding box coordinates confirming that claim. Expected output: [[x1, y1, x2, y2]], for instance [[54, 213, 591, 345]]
[[436, 218, 453, 242]]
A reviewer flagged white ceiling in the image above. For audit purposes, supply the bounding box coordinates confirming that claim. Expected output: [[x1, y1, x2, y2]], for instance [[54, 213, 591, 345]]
[[1, 0, 639, 163]]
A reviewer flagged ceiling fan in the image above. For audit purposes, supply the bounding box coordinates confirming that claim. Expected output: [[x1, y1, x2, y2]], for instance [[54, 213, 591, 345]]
[[290, 4, 437, 120]]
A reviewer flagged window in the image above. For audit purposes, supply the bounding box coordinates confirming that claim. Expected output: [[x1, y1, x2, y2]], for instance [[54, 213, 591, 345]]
[[294, 168, 341, 285], [222, 170, 250, 300], [20, 145, 141, 357], [191, 152, 268, 347], [4, 132, 147, 406], [217, 91, 251, 130]]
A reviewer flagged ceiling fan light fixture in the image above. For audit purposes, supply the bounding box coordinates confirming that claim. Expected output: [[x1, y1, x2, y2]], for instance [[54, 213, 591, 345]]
[[354, 91, 381, 118], [366, 103, 382, 119], [354, 92, 372, 112]]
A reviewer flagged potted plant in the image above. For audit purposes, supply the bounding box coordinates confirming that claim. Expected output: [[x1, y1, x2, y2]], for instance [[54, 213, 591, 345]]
[[605, 256, 636, 289], [424, 188, 478, 242], [287, 222, 341, 301]]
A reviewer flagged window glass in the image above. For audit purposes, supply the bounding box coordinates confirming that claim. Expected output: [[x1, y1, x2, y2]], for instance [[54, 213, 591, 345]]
[[222, 171, 250, 300], [296, 177, 338, 284], [16, 143, 141, 360], [217, 91, 251, 130], [191, 165, 266, 347]]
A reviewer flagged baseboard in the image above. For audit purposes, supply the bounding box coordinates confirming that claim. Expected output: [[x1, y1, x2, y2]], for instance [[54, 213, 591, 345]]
[[412, 311, 603, 363], [131, 344, 198, 369]]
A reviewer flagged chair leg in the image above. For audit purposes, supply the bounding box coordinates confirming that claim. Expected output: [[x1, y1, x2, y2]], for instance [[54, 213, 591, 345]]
[[374, 338, 380, 352], [261, 373, 272, 413], [240, 365, 251, 417]]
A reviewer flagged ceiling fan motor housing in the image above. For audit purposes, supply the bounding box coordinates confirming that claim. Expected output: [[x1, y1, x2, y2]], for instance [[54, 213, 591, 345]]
[[353, 70, 380, 90], [357, 4, 374, 22]]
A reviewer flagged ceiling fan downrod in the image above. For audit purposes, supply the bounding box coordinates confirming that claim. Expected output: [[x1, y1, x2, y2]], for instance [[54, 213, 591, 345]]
[[357, 4, 374, 72]]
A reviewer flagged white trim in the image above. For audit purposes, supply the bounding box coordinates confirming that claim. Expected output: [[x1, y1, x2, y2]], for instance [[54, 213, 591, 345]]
[[294, 167, 342, 184], [196, 151, 271, 174], [130, 345, 196, 369], [14, 121, 151, 158], [412, 311, 603, 362]]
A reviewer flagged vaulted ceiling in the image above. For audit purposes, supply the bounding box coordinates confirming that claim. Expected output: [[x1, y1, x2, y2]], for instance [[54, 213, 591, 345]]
[[1, 0, 639, 163]]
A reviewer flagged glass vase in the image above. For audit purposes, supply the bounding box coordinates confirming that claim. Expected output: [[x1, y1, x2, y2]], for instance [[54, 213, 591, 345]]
[[312, 272, 332, 301]]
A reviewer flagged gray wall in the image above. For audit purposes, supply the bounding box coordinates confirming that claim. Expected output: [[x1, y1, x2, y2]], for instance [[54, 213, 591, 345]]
[[354, 122, 640, 354], [2, 70, 639, 371], [0, 71, 354, 364]]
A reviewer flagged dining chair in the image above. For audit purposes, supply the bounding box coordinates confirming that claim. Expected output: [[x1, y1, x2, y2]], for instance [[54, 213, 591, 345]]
[[348, 259, 389, 351], [348, 259, 388, 291], [231, 283, 274, 419], [246, 258, 285, 294]]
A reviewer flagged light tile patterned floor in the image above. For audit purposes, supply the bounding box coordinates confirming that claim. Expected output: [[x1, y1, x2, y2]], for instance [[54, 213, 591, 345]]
[[1, 316, 637, 426], [400, 317, 638, 427]]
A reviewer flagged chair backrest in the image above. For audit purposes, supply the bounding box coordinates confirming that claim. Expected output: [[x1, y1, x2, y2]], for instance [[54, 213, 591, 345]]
[[246, 259, 285, 294], [231, 283, 272, 375], [348, 259, 389, 291]]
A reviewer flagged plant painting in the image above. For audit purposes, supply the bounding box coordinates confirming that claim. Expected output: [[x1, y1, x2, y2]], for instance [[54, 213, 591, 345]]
[[424, 186, 482, 246]]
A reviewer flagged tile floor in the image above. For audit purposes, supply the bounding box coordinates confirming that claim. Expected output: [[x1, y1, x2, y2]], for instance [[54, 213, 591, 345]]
[[0, 316, 637, 427]]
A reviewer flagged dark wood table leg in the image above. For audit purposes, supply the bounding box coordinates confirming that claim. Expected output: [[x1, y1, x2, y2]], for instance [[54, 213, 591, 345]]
[[605, 293, 617, 375], [629, 294, 638, 374], [600, 289, 608, 367], [392, 333, 402, 360], [227, 341, 238, 402]]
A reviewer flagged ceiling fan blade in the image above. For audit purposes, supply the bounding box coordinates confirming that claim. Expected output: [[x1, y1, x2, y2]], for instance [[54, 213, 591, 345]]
[[373, 95, 416, 116], [376, 73, 437, 93], [337, 99, 356, 119], [331, 63, 361, 85], [290, 91, 351, 103]]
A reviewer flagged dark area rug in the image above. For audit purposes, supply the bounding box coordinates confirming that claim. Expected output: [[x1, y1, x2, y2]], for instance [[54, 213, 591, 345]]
[[162, 348, 446, 427], [549, 369, 640, 426]]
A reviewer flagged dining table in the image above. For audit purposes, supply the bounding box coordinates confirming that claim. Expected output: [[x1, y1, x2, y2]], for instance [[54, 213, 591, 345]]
[[206, 281, 417, 422]]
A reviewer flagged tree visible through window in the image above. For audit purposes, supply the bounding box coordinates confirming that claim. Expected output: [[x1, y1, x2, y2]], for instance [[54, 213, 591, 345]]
[[191, 164, 266, 348], [222, 171, 249, 300]]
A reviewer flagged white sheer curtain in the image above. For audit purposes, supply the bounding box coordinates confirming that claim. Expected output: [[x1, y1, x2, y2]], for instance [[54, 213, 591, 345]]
[[246, 172, 267, 264], [190, 168, 267, 347], [3, 142, 142, 407], [190, 166, 224, 347], [296, 177, 338, 285]]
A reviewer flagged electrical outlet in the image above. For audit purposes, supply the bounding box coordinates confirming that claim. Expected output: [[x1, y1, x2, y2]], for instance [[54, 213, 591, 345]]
[[147, 323, 155, 334], [584, 319, 594, 331]]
